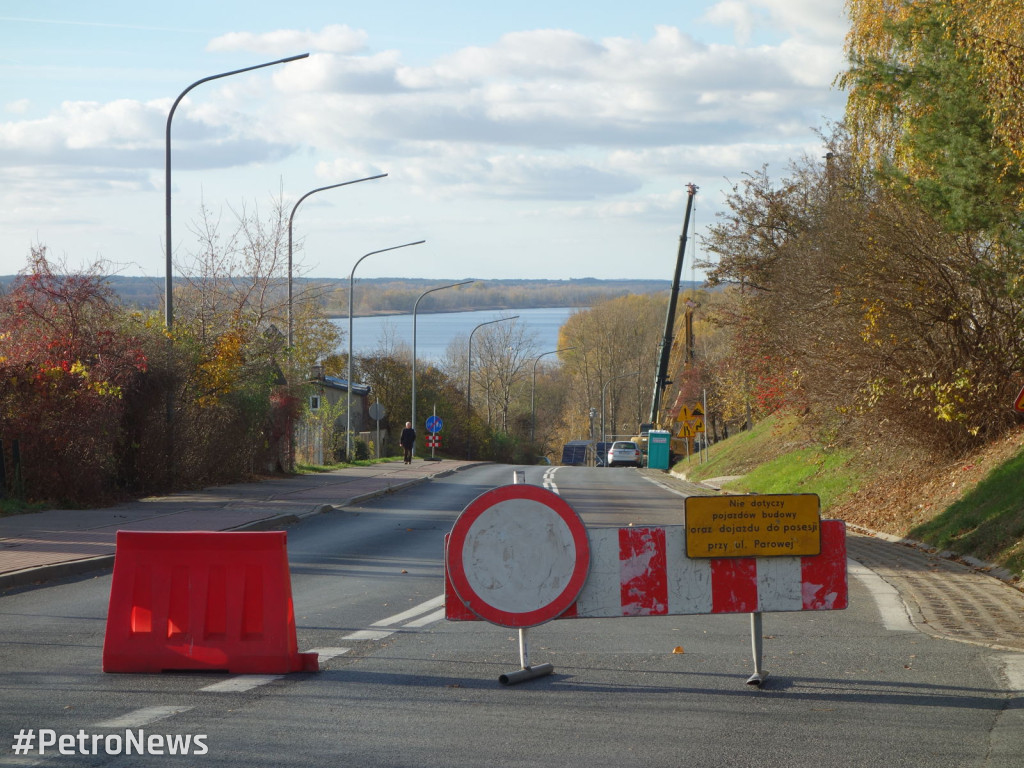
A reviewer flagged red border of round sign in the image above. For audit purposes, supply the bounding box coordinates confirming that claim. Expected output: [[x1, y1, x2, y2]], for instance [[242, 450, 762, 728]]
[[1014, 384, 1024, 413], [446, 484, 590, 628]]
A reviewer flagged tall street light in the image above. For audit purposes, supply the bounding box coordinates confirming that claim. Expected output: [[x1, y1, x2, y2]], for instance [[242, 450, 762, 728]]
[[347, 240, 426, 460], [531, 347, 575, 443], [411, 280, 475, 443], [287, 174, 388, 349], [465, 315, 518, 460], [163, 53, 307, 481], [602, 371, 641, 450], [164, 53, 308, 331]]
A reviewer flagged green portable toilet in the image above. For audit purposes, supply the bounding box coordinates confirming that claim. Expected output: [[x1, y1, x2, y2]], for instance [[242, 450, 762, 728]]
[[647, 429, 671, 470]]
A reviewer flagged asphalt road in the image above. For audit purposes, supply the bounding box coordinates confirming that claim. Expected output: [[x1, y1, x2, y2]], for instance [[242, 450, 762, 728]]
[[1, 463, 1022, 767]]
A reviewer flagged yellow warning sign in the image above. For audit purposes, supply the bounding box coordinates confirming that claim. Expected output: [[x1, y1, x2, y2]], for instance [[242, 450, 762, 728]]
[[675, 404, 705, 439], [684, 494, 821, 558]]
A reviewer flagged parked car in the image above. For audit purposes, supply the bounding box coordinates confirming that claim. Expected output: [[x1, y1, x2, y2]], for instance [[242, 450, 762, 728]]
[[607, 440, 642, 468]]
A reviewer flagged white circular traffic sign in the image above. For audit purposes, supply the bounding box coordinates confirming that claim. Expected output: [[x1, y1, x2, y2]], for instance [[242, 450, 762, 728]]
[[446, 484, 590, 628]]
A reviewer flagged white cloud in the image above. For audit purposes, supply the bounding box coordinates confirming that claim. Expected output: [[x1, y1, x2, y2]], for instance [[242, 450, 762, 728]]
[[702, 0, 847, 45], [702, 1, 758, 45], [206, 24, 368, 55], [0, 19, 846, 220], [754, 0, 848, 42], [5, 99, 30, 115], [0, 95, 298, 173], [0, 99, 164, 156], [273, 50, 406, 94], [266, 23, 842, 165]]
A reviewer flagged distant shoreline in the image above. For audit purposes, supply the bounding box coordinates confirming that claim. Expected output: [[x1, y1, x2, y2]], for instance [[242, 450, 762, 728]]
[[0, 274, 696, 316], [329, 304, 583, 320]]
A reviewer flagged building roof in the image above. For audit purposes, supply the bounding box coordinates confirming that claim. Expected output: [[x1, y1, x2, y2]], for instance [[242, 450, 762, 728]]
[[320, 375, 371, 396]]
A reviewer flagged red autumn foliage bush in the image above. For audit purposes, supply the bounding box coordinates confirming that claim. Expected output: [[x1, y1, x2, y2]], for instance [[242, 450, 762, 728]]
[[0, 250, 148, 502]]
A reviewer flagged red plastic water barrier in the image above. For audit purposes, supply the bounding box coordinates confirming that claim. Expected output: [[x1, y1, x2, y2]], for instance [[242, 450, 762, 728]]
[[103, 531, 318, 674]]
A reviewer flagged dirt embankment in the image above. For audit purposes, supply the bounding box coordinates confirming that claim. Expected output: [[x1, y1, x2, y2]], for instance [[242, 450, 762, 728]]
[[831, 426, 1024, 536]]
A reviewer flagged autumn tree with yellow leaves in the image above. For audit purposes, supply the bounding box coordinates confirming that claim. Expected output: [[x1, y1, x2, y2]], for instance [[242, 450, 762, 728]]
[[841, 0, 1024, 236]]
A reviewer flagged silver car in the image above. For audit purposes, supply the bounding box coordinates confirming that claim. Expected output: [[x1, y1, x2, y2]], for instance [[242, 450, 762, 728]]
[[607, 440, 642, 468]]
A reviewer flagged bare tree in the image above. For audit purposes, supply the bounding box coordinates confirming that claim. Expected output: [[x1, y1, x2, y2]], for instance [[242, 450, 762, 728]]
[[473, 320, 539, 432]]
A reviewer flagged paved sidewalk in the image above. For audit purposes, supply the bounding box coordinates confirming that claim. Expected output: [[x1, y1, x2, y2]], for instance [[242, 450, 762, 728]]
[[0, 459, 480, 592], [659, 468, 1024, 652]]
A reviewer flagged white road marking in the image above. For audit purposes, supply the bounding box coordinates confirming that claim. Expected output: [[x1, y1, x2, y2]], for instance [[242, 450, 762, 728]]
[[370, 595, 445, 626], [847, 560, 917, 632], [93, 706, 192, 729], [401, 607, 446, 628], [543, 466, 560, 493], [999, 654, 1024, 692], [200, 599, 449, 694], [340, 629, 395, 641], [306, 646, 352, 663], [342, 594, 449, 641], [199, 675, 284, 693], [198, 650, 352, 694], [638, 472, 688, 498]]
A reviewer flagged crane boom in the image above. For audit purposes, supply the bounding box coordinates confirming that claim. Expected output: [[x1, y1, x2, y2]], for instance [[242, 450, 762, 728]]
[[648, 182, 698, 425]]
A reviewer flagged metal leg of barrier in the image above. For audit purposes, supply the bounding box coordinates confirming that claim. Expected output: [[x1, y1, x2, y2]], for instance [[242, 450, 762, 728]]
[[499, 628, 553, 685], [746, 612, 767, 687]]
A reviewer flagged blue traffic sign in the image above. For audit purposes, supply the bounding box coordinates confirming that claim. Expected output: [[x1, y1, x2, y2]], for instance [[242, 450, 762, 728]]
[[425, 415, 443, 434]]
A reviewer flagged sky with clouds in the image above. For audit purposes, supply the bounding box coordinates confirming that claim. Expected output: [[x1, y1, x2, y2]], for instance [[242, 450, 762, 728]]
[[0, 0, 850, 282]]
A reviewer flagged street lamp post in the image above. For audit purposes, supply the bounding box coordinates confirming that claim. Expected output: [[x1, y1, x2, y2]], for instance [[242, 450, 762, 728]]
[[411, 280, 475, 444], [163, 53, 308, 481], [465, 315, 518, 460], [531, 347, 575, 443], [287, 174, 388, 349], [588, 407, 598, 466], [602, 371, 640, 451], [347, 240, 426, 460], [164, 53, 308, 331]]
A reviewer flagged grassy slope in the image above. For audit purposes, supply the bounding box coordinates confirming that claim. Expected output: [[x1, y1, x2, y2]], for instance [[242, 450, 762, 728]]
[[681, 412, 1024, 578]]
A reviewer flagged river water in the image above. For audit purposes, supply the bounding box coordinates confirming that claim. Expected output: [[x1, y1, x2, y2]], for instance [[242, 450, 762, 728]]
[[332, 306, 579, 361]]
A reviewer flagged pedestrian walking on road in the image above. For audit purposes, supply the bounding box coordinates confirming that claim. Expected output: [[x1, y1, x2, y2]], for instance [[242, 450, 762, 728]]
[[400, 421, 416, 464]]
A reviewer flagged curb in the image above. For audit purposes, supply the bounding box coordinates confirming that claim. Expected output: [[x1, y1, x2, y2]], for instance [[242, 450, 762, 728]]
[[0, 554, 117, 594], [670, 468, 1024, 593], [0, 512, 308, 595], [845, 522, 1023, 593], [0, 462, 484, 594]]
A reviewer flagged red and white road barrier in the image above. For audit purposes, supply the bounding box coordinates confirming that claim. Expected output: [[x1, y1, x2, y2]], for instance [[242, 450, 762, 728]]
[[567, 521, 847, 618], [444, 482, 848, 686], [446, 520, 847, 622]]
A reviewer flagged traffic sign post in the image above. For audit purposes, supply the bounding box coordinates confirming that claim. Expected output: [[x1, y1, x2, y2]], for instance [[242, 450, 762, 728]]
[[368, 402, 386, 459], [446, 483, 591, 684], [675, 403, 706, 455], [684, 494, 821, 558], [424, 409, 443, 460], [445, 490, 848, 688]]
